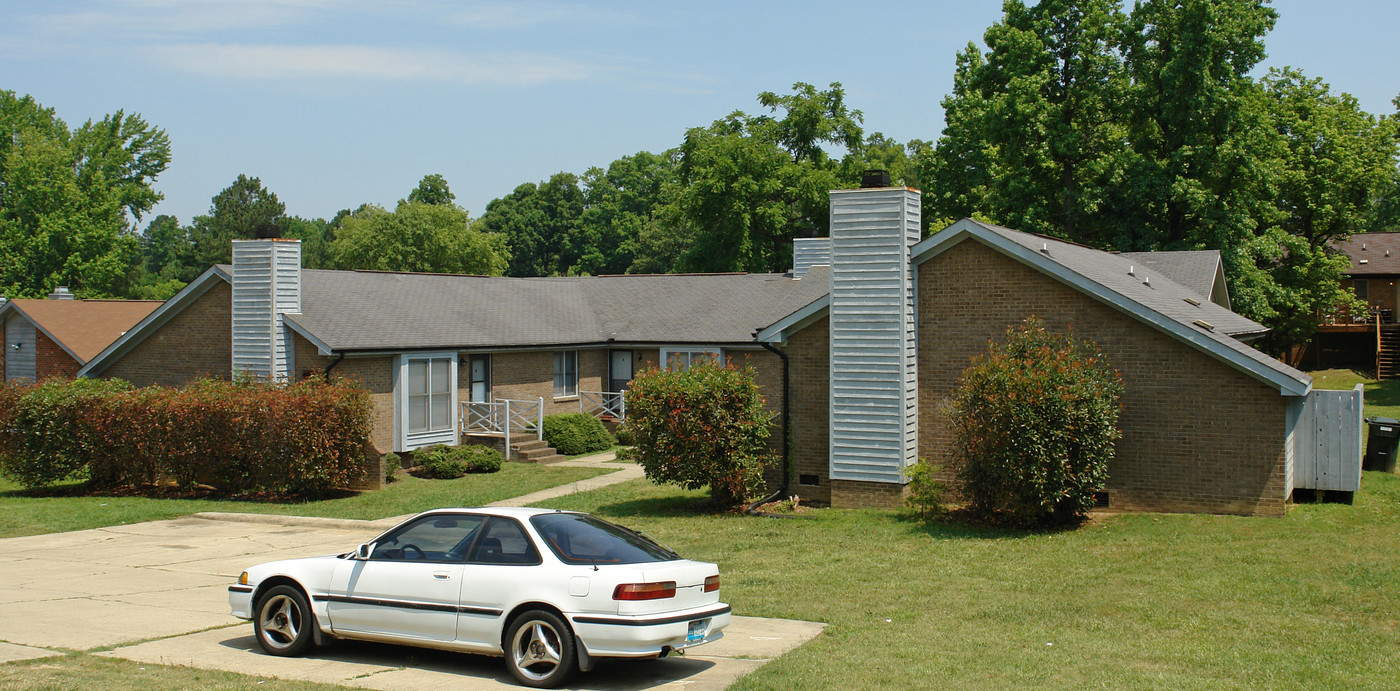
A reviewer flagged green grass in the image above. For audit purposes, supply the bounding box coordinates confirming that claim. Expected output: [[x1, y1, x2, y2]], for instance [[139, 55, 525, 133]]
[[0, 462, 609, 537], [1311, 368, 1400, 420], [0, 653, 349, 691], [534, 476, 1400, 690], [564, 444, 629, 460]]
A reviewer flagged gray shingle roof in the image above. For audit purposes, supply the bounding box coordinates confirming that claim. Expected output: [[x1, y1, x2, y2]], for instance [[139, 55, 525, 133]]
[[1117, 250, 1223, 302], [282, 268, 830, 352], [1336, 233, 1400, 275]]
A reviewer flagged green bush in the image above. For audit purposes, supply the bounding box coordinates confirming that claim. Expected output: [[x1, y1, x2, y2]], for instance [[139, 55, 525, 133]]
[[624, 358, 770, 506], [904, 461, 948, 520], [613, 423, 634, 446], [0, 377, 373, 494], [383, 452, 402, 483], [949, 318, 1123, 528], [414, 444, 502, 479], [542, 413, 616, 456]]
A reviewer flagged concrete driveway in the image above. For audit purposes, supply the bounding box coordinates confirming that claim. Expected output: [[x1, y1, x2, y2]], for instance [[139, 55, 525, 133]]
[[0, 512, 823, 690]]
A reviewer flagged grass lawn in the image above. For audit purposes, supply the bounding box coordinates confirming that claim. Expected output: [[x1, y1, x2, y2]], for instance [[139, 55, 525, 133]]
[[1311, 368, 1400, 420], [0, 462, 609, 538], [535, 474, 1400, 690]]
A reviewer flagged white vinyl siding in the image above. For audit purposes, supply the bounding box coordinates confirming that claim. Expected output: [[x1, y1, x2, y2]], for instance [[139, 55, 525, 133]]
[[554, 350, 578, 398], [397, 352, 458, 450], [660, 347, 721, 371], [4, 317, 36, 381], [231, 239, 301, 382]]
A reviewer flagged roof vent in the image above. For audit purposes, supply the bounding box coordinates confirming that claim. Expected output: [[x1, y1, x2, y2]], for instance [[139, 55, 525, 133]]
[[1363, 243, 1368, 250], [1193, 319, 1215, 332], [1128, 265, 1135, 276], [47, 286, 75, 300], [1143, 276, 1151, 286], [860, 169, 891, 188], [1041, 243, 1049, 253], [1360, 259, 1370, 265], [1184, 296, 1201, 306]]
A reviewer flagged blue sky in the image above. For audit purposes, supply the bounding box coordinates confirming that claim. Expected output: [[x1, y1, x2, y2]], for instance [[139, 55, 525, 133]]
[[3, 1, 1397, 228]]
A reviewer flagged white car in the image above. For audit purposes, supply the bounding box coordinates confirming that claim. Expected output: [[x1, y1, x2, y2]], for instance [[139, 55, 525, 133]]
[[228, 507, 729, 688]]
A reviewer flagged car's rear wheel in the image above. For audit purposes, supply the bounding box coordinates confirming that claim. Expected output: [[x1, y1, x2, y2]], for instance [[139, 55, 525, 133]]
[[254, 585, 315, 656], [505, 610, 577, 688]]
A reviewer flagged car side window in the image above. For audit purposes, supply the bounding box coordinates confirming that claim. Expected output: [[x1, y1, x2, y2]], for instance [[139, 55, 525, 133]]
[[370, 514, 484, 562], [468, 517, 541, 565]]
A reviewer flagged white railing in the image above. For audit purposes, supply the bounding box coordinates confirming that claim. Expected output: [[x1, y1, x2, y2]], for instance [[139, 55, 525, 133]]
[[460, 397, 544, 461], [580, 390, 626, 420]]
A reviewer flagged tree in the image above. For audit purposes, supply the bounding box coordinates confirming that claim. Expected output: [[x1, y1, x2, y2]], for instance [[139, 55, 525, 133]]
[[0, 91, 167, 298], [187, 175, 286, 272], [406, 173, 455, 206], [926, 0, 1129, 243], [478, 174, 585, 277], [668, 82, 866, 273], [282, 215, 337, 270], [576, 151, 677, 275], [329, 200, 507, 275], [950, 318, 1123, 528]]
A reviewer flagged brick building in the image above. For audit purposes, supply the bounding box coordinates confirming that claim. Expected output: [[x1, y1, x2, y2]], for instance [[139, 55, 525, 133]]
[[1, 291, 160, 383], [78, 185, 1347, 516]]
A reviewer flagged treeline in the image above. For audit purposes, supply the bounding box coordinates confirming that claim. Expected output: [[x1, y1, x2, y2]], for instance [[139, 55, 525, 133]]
[[2, 0, 1398, 356]]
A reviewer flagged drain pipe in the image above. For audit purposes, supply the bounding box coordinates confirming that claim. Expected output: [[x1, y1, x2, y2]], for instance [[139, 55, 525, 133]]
[[323, 352, 346, 376], [749, 342, 798, 517]]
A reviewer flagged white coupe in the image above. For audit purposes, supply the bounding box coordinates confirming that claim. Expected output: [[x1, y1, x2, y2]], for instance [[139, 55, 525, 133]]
[[228, 507, 730, 688]]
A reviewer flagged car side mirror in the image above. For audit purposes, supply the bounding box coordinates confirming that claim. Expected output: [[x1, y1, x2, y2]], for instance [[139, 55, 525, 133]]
[[356, 542, 374, 560]]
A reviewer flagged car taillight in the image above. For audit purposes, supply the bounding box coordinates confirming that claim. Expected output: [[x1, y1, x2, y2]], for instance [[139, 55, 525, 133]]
[[704, 575, 719, 593], [613, 581, 677, 600]]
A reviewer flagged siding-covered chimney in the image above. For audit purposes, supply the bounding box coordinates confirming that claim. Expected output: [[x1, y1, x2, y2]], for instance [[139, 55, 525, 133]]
[[827, 185, 920, 486], [792, 237, 831, 278], [47, 286, 75, 300], [231, 239, 301, 382]]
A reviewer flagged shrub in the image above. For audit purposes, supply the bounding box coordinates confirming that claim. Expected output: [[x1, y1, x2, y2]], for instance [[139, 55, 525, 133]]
[[542, 413, 616, 456], [414, 444, 502, 479], [0, 376, 373, 494], [613, 423, 634, 446], [949, 318, 1123, 528], [383, 452, 402, 483], [904, 461, 948, 520], [624, 358, 771, 506]]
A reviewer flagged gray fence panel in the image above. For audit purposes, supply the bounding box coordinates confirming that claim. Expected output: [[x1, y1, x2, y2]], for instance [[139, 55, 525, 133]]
[[1295, 386, 1363, 493]]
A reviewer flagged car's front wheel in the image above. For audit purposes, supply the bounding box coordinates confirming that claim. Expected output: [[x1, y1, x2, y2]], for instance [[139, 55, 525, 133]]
[[505, 610, 577, 688], [254, 585, 315, 656]]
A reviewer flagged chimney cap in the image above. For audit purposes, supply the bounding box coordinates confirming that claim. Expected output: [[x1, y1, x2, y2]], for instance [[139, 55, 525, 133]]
[[861, 169, 891, 188], [253, 223, 282, 239], [47, 286, 75, 300]]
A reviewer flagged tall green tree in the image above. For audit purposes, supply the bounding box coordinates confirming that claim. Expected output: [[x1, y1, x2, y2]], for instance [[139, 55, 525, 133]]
[[576, 151, 677, 275], [406, 173, 455, 206], [330, 199, 507, 275], [478, 173, 585, 277], [927, 0, 1129, 243], [187, 174, 286, 272], [669, 82, 865, 273], [0, 91, 168, 298]]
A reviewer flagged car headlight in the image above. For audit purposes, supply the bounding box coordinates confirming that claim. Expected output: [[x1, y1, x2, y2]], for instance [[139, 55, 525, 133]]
[[239, 571, 249, 586]]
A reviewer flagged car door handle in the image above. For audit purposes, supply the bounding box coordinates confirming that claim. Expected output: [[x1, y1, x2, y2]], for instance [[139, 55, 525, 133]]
[[433, 571, 452, 580]]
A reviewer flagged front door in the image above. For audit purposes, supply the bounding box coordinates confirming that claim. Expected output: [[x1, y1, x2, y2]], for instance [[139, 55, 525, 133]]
[[609, 350, 632, 393], [469, 355, 490, 402]]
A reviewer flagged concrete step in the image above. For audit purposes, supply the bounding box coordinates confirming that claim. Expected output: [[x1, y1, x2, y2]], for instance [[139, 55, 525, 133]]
[[516, 446, 561, 461], [513, 440, 549, 453]]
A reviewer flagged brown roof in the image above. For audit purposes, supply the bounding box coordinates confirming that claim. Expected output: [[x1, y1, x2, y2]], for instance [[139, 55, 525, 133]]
[[3, 299, 162, 363], [1335, 233, 1400, 275]]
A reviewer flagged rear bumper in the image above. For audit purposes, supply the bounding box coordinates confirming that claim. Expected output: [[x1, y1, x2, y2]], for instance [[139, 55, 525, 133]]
[[568, 604, 731, 657]]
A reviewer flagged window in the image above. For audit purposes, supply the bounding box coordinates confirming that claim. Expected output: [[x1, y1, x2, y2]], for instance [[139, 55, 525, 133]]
[[1355, 279, 1369, 300], [468, 517, 541, 565], [530, 513, 679, 565], [370, 513, 485, 562], [660, 348, 721, 371], [398, 352, 458, 450], [554, 350, 578, 398]]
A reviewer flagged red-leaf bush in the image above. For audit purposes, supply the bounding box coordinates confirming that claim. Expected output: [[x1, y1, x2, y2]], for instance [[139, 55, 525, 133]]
[[623, 358, 771, 506], [0, 376, 373, 494], [949, 318, 1123, 528]]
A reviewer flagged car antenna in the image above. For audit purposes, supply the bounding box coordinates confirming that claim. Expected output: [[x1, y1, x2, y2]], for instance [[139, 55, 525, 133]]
[[591, 558, 599, 572]]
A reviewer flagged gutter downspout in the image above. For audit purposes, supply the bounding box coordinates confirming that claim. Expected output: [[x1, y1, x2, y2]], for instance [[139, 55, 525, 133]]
[[324, 352, 346, 376], [749, 342, 797, 517]]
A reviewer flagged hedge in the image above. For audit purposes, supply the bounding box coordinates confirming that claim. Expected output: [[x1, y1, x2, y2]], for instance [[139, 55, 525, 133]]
[[413, 444, 503, 479], [0, 376, 374, 494], [541, 413, 616, 456]]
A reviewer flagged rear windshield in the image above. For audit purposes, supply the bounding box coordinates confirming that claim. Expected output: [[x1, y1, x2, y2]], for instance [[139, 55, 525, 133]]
[[530, 513, 679, 565]]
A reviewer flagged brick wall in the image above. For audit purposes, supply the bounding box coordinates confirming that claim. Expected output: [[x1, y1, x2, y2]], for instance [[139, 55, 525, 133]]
[[490, 348, 607, 417], [293, 334, 396, 455], [102, 282, 233, 386], [831, 479, 908, 509], [34, 329, 80, 379], [917, 241, 1288, 517], [784, 317, 831, 504]]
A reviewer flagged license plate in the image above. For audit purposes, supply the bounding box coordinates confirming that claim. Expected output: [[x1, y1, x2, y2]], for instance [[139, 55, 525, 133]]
[[686, 618, 708, 643]]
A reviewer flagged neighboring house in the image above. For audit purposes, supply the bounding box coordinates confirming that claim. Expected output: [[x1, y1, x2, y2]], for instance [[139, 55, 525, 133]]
[[1311, 233, 1400, 376], [78, 184, 1354, 517], [0, 289, 161, 382]]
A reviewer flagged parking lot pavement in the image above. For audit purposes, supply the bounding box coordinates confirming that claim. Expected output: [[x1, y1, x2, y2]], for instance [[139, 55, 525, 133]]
[[0, 513, 824, 689]]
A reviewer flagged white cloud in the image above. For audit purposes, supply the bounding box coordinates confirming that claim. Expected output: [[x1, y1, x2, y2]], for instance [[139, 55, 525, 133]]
[[30, 0, 341, 38], [144, 43, 598, 86], [446, 1, 620, 30]]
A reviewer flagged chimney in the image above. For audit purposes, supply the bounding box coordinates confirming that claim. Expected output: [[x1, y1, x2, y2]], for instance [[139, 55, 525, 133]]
[[47, 286, 75, 300], [231, 239, 302, 382], [827, 184, 920, 488], [792, 237, 831, 278]]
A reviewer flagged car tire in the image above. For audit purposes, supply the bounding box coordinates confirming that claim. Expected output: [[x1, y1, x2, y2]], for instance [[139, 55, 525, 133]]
[[504, 610, 577, 688], [253, 585, 316, 657]]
